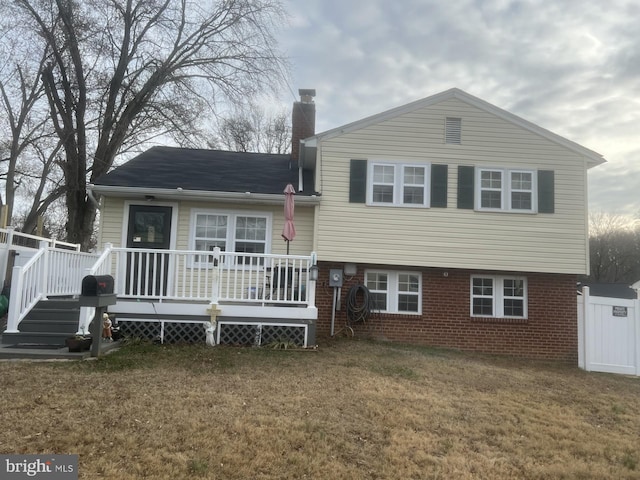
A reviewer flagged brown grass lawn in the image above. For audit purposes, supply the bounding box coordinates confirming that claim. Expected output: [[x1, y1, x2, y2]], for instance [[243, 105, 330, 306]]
[[1, 339, 639, 479]]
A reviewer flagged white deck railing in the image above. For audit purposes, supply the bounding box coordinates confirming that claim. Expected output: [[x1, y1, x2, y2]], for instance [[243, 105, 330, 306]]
[[4, 241, 317, 334], [5, 242, 99, 332], [109, 247, 316, 306], [0, 227, 79, 251]]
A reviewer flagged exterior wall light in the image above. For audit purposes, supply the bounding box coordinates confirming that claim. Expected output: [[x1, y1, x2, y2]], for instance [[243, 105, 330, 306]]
[[309, 265, 319, 282], [309, 252, 319, 281]]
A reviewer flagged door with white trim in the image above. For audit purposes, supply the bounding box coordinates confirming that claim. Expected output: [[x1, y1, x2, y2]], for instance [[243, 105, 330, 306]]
[[126, 205, 172, 296]]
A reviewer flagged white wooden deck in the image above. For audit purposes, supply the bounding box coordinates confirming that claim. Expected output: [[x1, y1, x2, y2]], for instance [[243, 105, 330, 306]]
[[2, 236, 318, 345]]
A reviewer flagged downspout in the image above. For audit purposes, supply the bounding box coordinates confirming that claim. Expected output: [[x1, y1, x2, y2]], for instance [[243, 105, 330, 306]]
[[87, 184, 101, 210], [299, 163, 304, 192]]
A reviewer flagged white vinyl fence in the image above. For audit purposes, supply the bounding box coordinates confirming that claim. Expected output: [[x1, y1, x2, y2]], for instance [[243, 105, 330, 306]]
[[578, 286, 640, 376]]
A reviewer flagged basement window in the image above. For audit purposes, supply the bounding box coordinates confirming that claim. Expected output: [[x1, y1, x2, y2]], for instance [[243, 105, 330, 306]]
[[470, 276, 527, 319], [365, 270, 422, 314]]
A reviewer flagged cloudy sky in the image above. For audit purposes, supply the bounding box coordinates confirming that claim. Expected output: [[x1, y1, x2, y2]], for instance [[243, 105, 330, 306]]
[[275, 0, 639, 218]]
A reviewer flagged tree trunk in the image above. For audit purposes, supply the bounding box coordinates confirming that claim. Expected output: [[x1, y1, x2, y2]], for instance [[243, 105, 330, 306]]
[[65, 193, 96, 250]]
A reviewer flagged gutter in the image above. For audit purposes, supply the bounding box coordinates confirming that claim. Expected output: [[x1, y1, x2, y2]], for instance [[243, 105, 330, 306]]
[[88, 184, 321, 206]]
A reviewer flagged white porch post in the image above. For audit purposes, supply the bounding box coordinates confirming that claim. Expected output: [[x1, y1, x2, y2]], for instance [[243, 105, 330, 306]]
[[39, 240, 50, 300], [5, 265, 23, 333], [307, 252, 318, 308], [78, 266, 92, 335], [210, 246, 221, 304], [307, 280, 317, 308], [6, 226, 14, 246]]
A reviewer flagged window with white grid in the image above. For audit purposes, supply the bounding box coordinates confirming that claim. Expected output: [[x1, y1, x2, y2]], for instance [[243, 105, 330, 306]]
[[477, 168, 536, 212], [368, 162, 430, 207], [471, 276, 527, 318], [365, 270, 421, 314]]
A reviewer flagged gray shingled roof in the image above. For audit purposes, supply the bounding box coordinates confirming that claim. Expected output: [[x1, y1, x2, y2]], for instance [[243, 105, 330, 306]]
[[95, 146, 315, 195]]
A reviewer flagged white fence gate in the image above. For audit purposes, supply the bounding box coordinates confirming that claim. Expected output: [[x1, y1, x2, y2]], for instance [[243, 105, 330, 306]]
[[578, 286, 640, 376]]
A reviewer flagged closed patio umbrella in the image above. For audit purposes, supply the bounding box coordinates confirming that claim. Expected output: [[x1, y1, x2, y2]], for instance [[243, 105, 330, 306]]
[[282, 184, 296, 254]]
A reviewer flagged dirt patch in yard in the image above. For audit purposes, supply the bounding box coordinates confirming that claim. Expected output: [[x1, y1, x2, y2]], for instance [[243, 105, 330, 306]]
[[0, 339, 639, 479]]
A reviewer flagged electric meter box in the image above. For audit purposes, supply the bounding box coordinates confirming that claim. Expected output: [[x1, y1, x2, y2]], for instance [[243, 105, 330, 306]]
[[329, 269, 343, 287]]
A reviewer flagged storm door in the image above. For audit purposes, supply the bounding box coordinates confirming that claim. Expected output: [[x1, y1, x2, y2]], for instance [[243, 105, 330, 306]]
[[126, 205, 172, 296]]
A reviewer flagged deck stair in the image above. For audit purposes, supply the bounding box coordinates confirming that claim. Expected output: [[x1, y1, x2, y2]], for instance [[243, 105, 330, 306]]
[[1, 298, 80, 347]]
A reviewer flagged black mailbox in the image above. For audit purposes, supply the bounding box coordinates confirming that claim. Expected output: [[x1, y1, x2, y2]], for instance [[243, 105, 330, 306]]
[[80, 275, 117, 307]]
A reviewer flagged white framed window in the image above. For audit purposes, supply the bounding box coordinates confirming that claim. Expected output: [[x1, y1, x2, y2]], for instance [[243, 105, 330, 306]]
[[190, 210, 271, 265], [470, 276, 527, 318], [368, 162, 430, 207], [371, 164, 395, 203], [477, 168, 536, 212], [365, 270, 422, 314], [234, 216, 268, 255], [194, 214, 228, 253], [509, 171, 533, 210]]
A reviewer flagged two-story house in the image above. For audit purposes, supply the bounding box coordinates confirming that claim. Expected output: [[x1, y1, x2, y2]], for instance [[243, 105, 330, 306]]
[[304, 88, 604, 361], [83, 87, 603, 360]]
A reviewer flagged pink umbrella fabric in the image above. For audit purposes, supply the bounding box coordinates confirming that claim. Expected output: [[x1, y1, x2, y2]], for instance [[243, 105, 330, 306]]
[[282, 184, 296, 254]]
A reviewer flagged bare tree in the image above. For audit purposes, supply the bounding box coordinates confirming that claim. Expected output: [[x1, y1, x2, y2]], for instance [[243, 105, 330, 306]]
[[0, 46, 66, 229], [8, 0, 287, 248], [589, 211, 640, 283], [262, 110, 290, 154], [214, 102, 290, 153], [217, 116, 256, 152]]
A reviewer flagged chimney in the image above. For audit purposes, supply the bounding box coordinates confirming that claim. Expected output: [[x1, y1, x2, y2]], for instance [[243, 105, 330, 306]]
[[291, 89, 316, 162]]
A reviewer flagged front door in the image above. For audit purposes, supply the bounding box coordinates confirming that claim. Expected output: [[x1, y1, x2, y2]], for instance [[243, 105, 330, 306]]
[[126, 205, 172, 296]]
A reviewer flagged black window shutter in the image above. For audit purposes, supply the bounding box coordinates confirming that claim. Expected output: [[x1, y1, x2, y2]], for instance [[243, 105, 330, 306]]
[[538, 170, 555, 213], [457, 166, 475, 209], [430, 164, 448, 207], [349, 159, 367, 203]]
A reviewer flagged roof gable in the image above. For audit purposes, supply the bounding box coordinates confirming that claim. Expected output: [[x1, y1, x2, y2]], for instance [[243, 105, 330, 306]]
[[309, 88, 605, 168]]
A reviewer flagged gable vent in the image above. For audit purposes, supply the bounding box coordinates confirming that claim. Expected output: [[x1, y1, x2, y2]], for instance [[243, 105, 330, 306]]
[[445, 117, 462, 144]]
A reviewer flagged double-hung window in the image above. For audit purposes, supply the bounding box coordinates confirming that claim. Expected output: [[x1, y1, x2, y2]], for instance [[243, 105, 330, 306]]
[[471, 276, 527, 318], [477, 168, 535, 212], [234, 216, 268, 255], [369, 162, 430, 207], [365, 270, 421, 314], [191, 210, 270, 265], [509, 171, 533, 210]]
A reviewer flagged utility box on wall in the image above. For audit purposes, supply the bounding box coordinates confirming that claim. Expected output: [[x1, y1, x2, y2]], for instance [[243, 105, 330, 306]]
[[329, 269, 343, 287]]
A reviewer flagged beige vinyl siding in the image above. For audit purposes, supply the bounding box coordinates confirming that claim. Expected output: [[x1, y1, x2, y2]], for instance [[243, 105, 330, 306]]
[[315, 98, 589, 274], [98, 197, 126, 248], [98, 197, 315, 255]]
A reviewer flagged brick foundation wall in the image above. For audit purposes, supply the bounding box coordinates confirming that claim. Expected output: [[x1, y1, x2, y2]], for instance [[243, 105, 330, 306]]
[[315, 262, 578, 362]]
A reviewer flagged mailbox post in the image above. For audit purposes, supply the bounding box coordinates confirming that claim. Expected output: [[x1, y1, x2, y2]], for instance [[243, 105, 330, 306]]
[[80, 275, 117, 357]]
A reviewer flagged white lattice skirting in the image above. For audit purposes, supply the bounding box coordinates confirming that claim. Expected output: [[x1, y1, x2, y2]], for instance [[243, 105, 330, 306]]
[[118, 319, 309, 347]]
